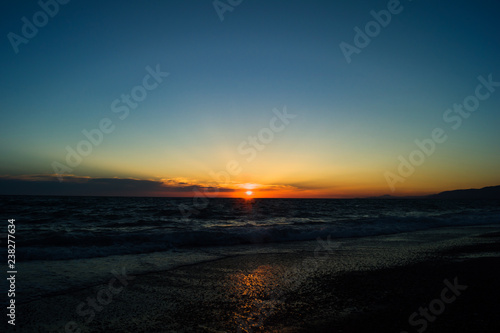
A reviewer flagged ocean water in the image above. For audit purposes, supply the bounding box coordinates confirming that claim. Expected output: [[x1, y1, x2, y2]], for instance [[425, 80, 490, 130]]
[[1, 196, 499, 302]]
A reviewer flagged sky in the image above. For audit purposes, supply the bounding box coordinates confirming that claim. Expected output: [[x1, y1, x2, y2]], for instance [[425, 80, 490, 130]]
[[1, 0, 499, 198]]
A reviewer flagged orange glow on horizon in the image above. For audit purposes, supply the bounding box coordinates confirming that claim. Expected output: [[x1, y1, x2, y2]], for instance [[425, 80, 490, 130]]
[[39, 174, 488, 199]]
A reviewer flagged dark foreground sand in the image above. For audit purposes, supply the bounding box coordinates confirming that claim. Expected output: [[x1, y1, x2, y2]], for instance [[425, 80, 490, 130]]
[[12, 225, 500, 332]]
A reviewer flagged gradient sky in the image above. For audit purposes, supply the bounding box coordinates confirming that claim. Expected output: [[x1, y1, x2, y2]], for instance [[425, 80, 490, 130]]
[[1, 0, 499, 197]]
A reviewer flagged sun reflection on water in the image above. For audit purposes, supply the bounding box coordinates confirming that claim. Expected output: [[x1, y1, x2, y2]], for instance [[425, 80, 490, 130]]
[[226, 265, 284, 332]]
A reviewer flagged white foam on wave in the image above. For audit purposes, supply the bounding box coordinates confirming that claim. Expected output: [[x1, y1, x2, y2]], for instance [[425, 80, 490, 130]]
[[17, 211, 500, 262]]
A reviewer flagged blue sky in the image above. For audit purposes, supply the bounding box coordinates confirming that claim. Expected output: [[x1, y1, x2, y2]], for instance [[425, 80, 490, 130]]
[[1, 0, 499, 197]]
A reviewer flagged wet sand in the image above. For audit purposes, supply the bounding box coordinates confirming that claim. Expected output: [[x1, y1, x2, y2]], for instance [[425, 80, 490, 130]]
[[14, 225, 500, 332]]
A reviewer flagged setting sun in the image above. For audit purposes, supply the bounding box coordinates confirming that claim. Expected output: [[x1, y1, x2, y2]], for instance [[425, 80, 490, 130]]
[[246, 191, 253, 196]]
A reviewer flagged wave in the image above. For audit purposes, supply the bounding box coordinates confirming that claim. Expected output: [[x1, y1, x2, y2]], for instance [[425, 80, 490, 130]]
[[16, 211, 500, 261]]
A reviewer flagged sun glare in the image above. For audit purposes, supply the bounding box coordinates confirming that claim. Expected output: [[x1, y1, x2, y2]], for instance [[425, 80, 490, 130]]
[[246, 191, 253, 196]]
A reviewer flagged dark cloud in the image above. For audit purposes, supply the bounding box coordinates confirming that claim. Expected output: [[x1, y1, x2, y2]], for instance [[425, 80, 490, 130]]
[[0, 175, 234, 196]]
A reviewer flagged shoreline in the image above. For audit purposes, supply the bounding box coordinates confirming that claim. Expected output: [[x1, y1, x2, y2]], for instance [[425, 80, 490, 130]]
[[15, 223, 497, 304], [13, 224, 500, 332]]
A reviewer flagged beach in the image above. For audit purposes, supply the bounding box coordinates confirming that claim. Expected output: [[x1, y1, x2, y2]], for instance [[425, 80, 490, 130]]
[[14, 224, 500, 332]]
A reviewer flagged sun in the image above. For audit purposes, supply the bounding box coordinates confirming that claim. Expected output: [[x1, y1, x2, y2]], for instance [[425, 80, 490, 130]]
[[246, 190, 253, 196]]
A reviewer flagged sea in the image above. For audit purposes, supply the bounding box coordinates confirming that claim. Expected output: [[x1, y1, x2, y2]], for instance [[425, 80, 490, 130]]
[[1, 195, 499, 303]]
